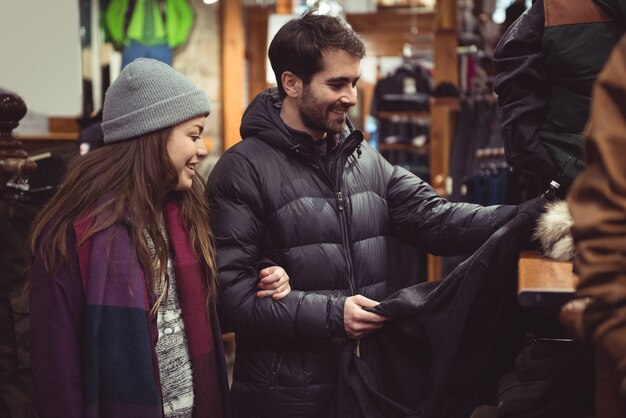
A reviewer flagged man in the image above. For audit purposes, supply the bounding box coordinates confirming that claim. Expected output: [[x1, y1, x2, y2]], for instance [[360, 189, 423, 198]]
[[207, 12, 519, 417]]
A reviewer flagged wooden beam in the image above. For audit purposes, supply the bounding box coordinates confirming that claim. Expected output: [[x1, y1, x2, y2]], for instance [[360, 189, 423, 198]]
[[220, 0, 245, 151], [427, 97, 458, 282], [429, 98, 458, 195], [427, 0, 458, 280], [245, 6, 270, 101], [275, 0, 294, 14], [427, 254, 442, 282], [433, 30, 457, 87], [433, 0, 458, 86], [435, 0, 456, 31]]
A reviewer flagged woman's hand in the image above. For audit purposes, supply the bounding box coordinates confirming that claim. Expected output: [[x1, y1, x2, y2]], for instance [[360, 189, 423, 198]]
[[256, 266, 291, 300]]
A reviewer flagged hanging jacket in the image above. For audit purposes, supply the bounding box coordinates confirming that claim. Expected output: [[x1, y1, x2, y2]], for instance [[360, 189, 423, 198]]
[[105, 0, 194, 49], [494, 0, 623, 195], [329, 197, 545, 418], [207, 88, 523, 417]]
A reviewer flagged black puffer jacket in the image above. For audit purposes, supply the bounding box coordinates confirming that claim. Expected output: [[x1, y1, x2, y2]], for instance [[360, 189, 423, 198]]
[[207, 88, 519, 417]]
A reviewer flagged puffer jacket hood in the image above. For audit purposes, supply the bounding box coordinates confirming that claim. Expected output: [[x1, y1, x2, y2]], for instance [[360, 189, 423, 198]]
[[240, 87, 359, 159], [240, 88, 288, 146]]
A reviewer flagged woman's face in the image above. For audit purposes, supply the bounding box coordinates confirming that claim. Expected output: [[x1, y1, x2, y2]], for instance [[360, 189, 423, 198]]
[[167, 115, 208, 191]]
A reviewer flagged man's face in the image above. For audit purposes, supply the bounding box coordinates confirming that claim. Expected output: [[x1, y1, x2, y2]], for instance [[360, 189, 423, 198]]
[[297, 48, 360, 138]]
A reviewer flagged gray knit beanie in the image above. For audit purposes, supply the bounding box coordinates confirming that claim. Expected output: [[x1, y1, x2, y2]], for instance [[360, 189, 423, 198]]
[[102, 58, 210, 144]]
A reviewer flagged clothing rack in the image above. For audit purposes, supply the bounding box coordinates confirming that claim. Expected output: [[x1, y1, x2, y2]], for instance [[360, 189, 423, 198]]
[[475, 146, 505, 159]]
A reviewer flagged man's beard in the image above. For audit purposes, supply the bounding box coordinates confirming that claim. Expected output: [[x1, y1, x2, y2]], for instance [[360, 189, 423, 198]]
[[299, 87, 348, 135]]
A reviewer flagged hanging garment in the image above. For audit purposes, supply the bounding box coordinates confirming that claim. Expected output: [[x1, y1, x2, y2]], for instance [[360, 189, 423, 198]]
[[370, 64, 433, 115], [105, 0, 193, 49], [448, 99, 478, 202], [494, 0, 624, 196], [449, 97, 507, 204], [105, 0, 194, 66], [330, 197, 545, 418], [497, 339, 594, 418]]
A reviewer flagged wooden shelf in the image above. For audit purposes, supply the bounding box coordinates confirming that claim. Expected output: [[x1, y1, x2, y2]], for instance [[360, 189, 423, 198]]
[[518, 251, 577, 290], [377, 110, 430, 120], [13, 133, 78, 154], [430, 97, 460, 108], [379, 142, 429, 155], [15, 133, 78, 141], [346, 12, 435, 57], [517, 251, 577, 308]]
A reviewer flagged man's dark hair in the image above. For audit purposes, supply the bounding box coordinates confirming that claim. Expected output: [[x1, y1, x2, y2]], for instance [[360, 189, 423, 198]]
[[268, 12, 366, 99]]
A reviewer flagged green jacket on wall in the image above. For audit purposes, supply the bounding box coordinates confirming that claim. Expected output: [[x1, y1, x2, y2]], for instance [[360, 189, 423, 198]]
[[105, 0, 194, 49]]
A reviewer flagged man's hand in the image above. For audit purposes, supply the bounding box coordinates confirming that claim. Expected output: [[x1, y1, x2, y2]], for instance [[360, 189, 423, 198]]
[[257, 266, 291, 300], [344, 295, 389, 339]]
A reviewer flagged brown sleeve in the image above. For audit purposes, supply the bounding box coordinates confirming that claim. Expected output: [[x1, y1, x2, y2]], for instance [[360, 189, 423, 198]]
[[568, 34, 626, 377]]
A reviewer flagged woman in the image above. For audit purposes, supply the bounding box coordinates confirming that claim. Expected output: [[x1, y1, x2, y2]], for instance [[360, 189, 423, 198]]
[[28, 58, 290, 418]]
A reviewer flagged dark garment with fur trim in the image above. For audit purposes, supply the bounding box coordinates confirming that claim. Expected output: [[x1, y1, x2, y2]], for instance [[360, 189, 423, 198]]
[[329, 197, 544, 418]]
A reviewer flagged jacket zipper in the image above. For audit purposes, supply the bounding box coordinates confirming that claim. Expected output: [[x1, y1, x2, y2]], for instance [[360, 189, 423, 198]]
[[331, 132, 362, 297], [269, 349, 284, 390], [313, 164, 356, 296], [336, 191, 356, 295], [295, 131, 363, 297]]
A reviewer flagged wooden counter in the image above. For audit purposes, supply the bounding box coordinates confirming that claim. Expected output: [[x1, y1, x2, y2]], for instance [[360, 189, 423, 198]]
[[518, 251, 577, 308]]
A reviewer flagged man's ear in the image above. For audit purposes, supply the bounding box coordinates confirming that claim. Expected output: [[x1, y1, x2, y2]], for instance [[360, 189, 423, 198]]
[[281, 71, 302, 98]]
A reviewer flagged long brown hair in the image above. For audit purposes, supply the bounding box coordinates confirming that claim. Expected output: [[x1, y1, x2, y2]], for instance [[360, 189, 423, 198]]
[[29, 127, 218, 313]]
